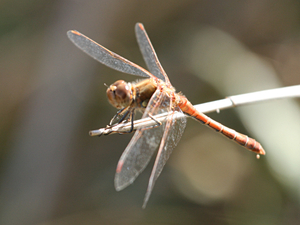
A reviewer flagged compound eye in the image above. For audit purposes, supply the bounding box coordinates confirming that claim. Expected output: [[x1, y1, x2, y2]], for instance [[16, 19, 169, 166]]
[[115, 83, 129, 100], [106, 80, 131, 109]]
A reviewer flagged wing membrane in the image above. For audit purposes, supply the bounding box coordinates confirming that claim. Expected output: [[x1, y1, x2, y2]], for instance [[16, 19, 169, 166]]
[[142, 104, 186, 208], [114, 89, 167, 191], [135, 23, 168, 82], [67, 30, 153, 78]]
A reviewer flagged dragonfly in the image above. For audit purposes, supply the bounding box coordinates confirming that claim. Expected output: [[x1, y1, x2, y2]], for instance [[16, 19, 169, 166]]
[[67, 23, 265, 208]]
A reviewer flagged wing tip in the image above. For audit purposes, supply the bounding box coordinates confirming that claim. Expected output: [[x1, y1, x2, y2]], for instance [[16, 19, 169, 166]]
[[136, 23, 145, 31], [114, 175, 122, 192], [67, 30, 81, 41], [114, 176, 132, 192], [68, 30, 80, 35]]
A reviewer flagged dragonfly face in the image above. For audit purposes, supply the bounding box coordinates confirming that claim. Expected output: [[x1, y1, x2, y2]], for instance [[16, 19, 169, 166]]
[[106, 80, 133, 109]]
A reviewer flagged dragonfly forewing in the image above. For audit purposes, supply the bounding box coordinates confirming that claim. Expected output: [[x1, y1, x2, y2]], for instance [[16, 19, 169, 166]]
[[67, 30, 153, 78], [135, 23, 168, 82]]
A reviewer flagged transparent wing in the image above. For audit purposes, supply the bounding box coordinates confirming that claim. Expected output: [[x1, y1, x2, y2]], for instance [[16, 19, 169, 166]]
[[135, 23, 169, 83], [114, 89, 169, 191], [67, 30, 153, 78], [142, 103, 186, 208]]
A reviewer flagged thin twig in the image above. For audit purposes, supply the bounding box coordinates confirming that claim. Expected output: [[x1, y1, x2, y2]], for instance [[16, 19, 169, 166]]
[[89, 85, 300, 136]]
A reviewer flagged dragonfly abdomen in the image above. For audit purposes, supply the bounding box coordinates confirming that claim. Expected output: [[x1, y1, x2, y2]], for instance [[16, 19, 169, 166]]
[[178, 96, 265, 155]]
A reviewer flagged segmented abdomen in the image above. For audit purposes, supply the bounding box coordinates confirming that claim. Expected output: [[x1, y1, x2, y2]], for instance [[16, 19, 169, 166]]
[[177, 96, 265, 155]]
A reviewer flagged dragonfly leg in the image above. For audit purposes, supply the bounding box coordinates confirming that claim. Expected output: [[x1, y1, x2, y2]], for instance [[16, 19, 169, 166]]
[[109, 108, 130, 126], [107, 109, 136, 135], [127, 110, 135, 133], [148, 113, 162, 127], [137, 113, 162, 132]]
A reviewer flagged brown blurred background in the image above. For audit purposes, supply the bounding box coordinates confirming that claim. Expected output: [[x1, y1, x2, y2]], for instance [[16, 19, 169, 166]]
[[1, 0, 300, 224]]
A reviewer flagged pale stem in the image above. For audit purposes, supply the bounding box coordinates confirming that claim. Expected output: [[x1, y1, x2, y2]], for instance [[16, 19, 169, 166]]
[[89, 85, 300, 136]]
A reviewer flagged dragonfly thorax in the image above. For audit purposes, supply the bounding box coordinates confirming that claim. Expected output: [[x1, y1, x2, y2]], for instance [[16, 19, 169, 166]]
[[106, 80, 133, 109]]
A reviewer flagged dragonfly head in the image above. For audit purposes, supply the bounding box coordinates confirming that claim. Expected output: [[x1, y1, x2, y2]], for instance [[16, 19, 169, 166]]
[[106, 80, 132, 109]]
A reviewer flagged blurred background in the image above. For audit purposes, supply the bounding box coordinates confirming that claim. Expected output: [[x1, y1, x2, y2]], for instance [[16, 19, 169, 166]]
[[1, 0, 300, 224]]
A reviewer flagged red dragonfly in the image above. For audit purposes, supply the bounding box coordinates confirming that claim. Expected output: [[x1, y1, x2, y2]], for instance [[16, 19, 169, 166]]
[[67, 23, 265, 208]]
